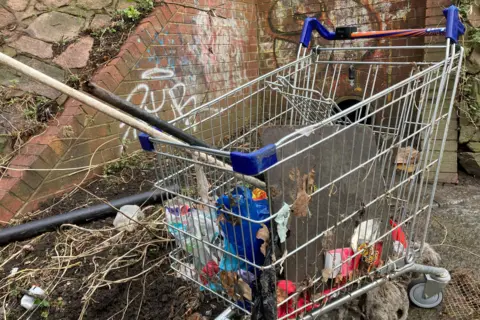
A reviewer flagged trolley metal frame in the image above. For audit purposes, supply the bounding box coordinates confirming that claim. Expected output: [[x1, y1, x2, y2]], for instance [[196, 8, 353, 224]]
[[140, 5, 465, 319]]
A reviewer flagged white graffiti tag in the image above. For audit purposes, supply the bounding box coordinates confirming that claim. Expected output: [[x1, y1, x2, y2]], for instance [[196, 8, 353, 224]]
[[120, 67, 200, 142]]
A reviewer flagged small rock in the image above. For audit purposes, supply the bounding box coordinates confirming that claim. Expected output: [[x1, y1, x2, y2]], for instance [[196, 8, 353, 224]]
[[467, 142, 480, 153], [466, 49, 480, 75], [27, 12, 85, 43], [7, 0, 30, 11], [90, 14, 112, 30], [459, 124, 477, 144], [459, 152, 480, 176], [21, 286, 46, 310], [0, 8, 16, 29], [77, 0, 112, 10], [10, 36, 53, 59], [53, 36, 94, 69], [22, 244, 34, 251], [41, 0, 71, 7], [468, 4, 480, 28]]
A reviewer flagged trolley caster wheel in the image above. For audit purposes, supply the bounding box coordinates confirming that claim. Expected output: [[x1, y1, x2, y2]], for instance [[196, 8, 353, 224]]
[[408, 278, 443, 309]]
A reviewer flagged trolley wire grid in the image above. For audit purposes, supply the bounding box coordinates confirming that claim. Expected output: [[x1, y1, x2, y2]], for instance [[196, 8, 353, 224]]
[[139, 5, 465, 320]]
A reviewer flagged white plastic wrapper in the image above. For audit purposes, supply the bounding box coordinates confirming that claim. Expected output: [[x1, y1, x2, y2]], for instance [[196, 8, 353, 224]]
[[351, 219, 380, 252], [166, 205, 221, 266], [113, 205, 144, 232]]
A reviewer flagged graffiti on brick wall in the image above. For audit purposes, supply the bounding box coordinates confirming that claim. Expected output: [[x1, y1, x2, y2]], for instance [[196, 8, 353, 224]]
[[190, 12, 249, 90], [263, 0, 411, 67], [120, 11, 250, 141], [120, 67, 202, 142]]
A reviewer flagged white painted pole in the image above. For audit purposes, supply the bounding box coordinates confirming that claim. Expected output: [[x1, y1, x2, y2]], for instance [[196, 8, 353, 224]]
[[0, 52, 265, 188]]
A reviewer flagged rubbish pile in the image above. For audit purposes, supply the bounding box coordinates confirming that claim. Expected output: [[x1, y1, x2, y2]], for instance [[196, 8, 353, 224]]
[[163, 179, 410, 317], [165, 186, 269, 307]]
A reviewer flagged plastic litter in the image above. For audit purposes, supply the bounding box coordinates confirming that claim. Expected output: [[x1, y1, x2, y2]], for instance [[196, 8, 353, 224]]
[[276, 280, 319, 319], [274, 202, 290, 243], [10, 267, 18, 276], [396, 147, 419, 172], [216, 186, 270, 270], [113, 205, 144, 232], [166, 205, 220, 266], [324, 248, 355, 279], [390, 219, 407, 255], [20, 286, 45, 310], [351, 219, 380, 252]]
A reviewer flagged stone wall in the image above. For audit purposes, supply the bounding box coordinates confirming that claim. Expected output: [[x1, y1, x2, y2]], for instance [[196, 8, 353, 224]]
[[458, 2, 480, 177]]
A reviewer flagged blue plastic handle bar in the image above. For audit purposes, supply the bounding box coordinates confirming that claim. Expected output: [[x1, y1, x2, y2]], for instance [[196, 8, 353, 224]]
[[443, 5, 466, 43], [300, 5, 465, 47]]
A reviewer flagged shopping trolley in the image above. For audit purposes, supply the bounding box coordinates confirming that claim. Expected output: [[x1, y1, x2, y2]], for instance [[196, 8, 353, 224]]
[[139, 5, 465, 319]]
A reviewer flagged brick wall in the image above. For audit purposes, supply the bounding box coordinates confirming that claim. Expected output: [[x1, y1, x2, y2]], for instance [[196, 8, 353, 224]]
[[0, 0, 461, 222], [0, 0, 259, 221]]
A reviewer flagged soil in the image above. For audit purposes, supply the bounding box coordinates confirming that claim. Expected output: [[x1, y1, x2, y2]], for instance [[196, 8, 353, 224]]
[[0, 155, 226, 320]]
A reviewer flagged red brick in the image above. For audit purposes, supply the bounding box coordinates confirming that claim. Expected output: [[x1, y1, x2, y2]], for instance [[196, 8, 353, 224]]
[[160, 3, 174, 19], [5, 165, 44, 190], [171, 12, 184, 23], [0, 191, 24, 215], [137, 21, 157, 44], [91, 73, 118, 92], [118, 49, 136, 70], [142, 16, 163, 33], [163, 23, 180, 34], [108, 57, 130, 78], [135, 24, 154, 46], [9, 155, 39, 167], [153, 8, 167, 26], [20, 143, 48, 157], [17, 198, 41, 216], [63, 98, 83, 112], [8, 179, 33, 202], [126, 35, 147, 54], [80, 104, 98, 116], [58, 115, 84, 138], [0, 205, 15, 224], [99, 65, 123, 87]]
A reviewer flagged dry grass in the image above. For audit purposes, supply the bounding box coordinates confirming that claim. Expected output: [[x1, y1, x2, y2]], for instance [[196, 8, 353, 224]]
[[0, 205, 178, 320]]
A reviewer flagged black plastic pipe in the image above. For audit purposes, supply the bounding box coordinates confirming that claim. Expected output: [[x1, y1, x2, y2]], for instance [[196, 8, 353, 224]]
[[0, 188, 176, 246]]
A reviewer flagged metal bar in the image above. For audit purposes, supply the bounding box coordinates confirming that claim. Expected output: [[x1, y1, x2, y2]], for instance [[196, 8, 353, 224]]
[[0, 52, 265, 188]]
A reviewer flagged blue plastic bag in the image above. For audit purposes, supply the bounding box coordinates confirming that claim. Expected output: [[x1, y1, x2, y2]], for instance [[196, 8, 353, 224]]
[[216, 186, 270, 271]]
